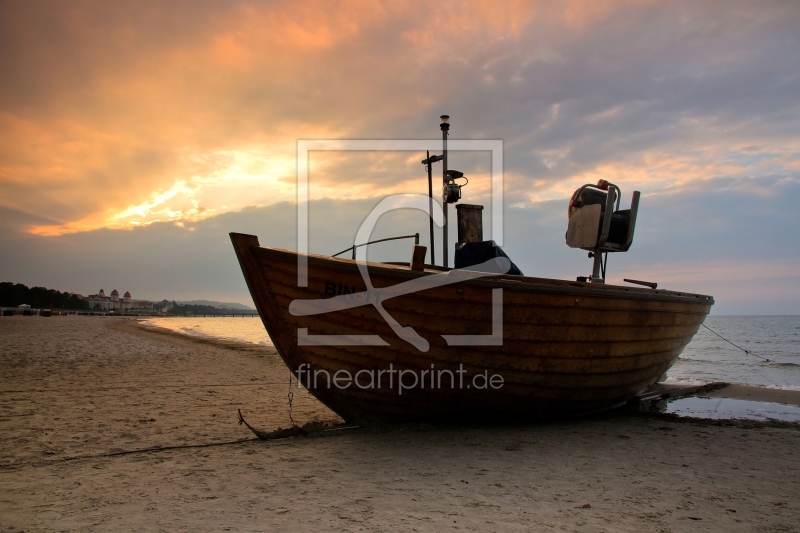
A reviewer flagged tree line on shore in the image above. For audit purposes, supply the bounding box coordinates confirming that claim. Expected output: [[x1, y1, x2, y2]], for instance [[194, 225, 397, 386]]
[[0, 282, 90, 310], [1, 282, 255, 314], [168, 303, 256, 315]]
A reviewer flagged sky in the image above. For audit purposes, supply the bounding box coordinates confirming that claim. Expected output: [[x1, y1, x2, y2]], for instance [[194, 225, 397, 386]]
[[1, 0, 799, 314]]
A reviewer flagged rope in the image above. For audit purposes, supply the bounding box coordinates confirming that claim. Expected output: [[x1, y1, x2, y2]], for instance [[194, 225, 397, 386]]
[[0, 438, 260, 469], [287, 376, 295, 425], [701, 323, 772, 362], [0, 382, 301, 394]]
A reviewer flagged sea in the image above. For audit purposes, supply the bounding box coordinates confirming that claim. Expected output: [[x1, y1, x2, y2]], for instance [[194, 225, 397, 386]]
[[141, 315, 800, 390]]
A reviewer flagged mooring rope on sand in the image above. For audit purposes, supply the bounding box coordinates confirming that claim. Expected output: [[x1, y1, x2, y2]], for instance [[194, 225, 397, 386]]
[[701, 323, 772, 362], [0, 380, 303, 395], [1, 421, 359, 470], [0, 438, 261, 469]]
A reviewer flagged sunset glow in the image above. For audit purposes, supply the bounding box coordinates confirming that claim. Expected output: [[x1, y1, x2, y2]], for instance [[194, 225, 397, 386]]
[[1, 0, 799, 312], [2, 0, 794, 237]]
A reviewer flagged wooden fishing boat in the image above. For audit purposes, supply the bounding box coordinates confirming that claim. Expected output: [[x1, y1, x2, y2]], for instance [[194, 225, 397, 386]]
[[232, 116, 713, 423], [230, 233, 714, 423]]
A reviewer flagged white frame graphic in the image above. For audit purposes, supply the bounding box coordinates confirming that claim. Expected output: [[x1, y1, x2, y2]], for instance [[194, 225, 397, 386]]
[[294, 139, 505, 350]]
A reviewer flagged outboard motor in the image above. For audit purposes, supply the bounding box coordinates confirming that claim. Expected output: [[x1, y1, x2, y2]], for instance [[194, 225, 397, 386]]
[[566, 180, 640, 284]]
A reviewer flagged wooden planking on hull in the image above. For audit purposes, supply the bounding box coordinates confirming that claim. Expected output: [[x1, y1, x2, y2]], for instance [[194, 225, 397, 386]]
[[271, 296, 706, 345], [282, 340, 690, 377], [263, 253, 712, 309], [254, 244, 714, 303], [266, 272, 710, 327], [290, 372, 669, 422], [230, 233, 713, 423]]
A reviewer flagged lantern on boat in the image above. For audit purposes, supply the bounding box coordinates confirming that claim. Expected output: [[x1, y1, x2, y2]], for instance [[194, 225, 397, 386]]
[[443, 169, 467, 204]]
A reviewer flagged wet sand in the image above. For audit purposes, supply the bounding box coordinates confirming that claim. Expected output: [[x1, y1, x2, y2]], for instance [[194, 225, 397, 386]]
[[1, 316, 799, 532]]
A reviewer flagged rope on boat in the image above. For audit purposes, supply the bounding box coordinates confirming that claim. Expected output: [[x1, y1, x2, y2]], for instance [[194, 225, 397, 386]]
[[701, 323, 772, 362]]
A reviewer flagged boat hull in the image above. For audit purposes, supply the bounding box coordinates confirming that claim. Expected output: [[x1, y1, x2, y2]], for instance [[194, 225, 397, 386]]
[[231, 233, 713, 423]]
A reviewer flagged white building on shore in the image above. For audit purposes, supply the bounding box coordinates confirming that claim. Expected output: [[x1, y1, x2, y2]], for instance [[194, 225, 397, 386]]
[[86, 289, 133, 311], [85, 289, 171, 313]]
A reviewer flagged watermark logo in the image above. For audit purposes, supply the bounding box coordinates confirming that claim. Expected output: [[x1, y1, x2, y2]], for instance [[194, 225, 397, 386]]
[[291, 140, 504, 351], [296, 363, 504, 395]]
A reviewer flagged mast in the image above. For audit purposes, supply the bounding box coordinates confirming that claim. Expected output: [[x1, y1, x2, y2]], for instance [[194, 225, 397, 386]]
[[440, 115, 450, 267]]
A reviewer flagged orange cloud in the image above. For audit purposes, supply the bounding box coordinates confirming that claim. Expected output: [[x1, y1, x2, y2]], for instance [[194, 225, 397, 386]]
[[1, 0, 797, 237]]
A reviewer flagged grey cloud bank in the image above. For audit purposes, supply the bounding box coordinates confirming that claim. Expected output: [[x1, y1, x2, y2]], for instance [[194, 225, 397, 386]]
[[2, 177, 798, 314]]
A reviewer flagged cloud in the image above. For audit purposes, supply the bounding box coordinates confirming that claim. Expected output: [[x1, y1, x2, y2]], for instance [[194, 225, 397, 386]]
[[1, 0, 799, 313], [2, 0, 799, 236], [2, 177, 799, 313]]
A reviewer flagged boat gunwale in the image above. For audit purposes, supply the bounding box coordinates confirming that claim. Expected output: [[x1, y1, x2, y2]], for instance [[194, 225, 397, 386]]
[[251, 245, 715, 306]]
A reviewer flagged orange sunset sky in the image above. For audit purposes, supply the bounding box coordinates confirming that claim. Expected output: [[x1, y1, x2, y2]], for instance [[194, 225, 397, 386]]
[[1, 0, 799, 312]]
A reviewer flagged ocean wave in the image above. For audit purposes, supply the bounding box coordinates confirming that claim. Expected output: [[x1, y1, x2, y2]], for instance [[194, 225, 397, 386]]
[[663, 377, 710, 386], [765, 384, 800, 391]]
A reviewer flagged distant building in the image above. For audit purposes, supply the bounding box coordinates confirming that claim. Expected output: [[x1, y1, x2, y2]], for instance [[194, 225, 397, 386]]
[[87, 289, 111, 310], [86, 289, 134, 311], [82, 288, 172, 314]]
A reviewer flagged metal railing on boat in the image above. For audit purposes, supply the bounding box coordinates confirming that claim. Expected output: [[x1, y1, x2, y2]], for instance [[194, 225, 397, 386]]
[[332, 233, 419, 260]]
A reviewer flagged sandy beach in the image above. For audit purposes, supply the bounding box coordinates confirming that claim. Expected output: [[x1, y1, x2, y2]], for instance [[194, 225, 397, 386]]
[[1, 316, 799, 532]]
